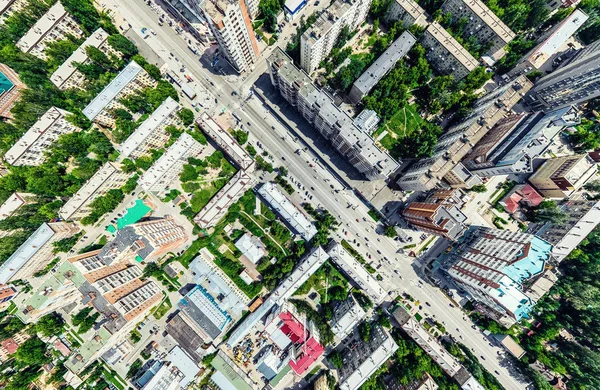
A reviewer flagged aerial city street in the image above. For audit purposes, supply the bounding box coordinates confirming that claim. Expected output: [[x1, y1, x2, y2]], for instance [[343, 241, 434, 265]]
[[0, 0, 599, 389]]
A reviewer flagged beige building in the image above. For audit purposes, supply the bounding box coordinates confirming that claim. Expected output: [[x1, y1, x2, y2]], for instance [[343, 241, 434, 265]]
[[386, 0, 428, 28], [200, 0, 259, 73], [300, 0, 373, 73], [16, 1, 84, 60], [50, 28, 121, 90], [83, 61, 156, 128], [0, 192, 35, 220], [0, 222, 80, 284], [397, 76, 532, 191], [0, 63, 26, 120], [140, 132, 205, 195], [60, 162, 132, 221], [0, 0, 29, 24], [19, 274, 82, 322], [529, 155, 597, 198], [421, 22, 478, 80], [119, 97, 182, 159], [441, 0, 515, 59], [3, 107, 80, 166]]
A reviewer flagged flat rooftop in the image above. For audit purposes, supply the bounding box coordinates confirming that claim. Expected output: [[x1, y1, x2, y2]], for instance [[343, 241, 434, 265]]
[[119, 96, 180, 157], [83, 61, 144, 120], [16, 1, 68, 53], [0, 223, 55, 283], [424, 22, 479, 70], [50, 28, 109, 88], [450, 0, 515, 42], [352, 31, 416, 96]]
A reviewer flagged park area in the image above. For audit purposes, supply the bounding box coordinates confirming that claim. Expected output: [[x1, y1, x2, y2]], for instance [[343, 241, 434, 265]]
[[373, 104, 426, 153]]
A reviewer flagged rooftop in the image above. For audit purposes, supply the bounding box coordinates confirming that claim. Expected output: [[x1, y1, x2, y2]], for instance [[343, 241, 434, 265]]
[[50, 28, 109, 88], [0, 68, 14, 94], [16, 1, 69, 53], [234, 233, 266, 264], [210, 351, 254, 390], [83, 61, 145, 120], [424, 22, 479, 70], [167, 346, 200, 388], [119, 97, 180, 157], [449, 0, 515, 42], [0, 192, 33, 220], [257, 182, 317, 241], [178, 285, 232, 341]]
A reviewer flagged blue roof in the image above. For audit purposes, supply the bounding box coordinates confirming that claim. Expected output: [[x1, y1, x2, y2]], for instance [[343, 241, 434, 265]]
[[503, 236, 551, 284], [0, 70, 14, 95]]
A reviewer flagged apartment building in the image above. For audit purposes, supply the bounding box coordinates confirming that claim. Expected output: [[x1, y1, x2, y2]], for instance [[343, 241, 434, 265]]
[[327, 241, 387, 304], [258, 182, 317, 240], [120, 97, 182, 159], [349, 31, 416, 104], [83, 61, 156, 127], [421, 22, 478, 80], [441, 0, 515, 59], [200, 0, 259, 73], [528, 200, 600, 262], [60, 162, 132, 221], [386, 0, 428, 28], [443, 227, 553, 326], [268, 48, 400, 180], [196, 112, 254, 171], [463, 106, 579, 177], [0, 63, 25, 120], [508, 9, 589, 78], [177, 285, 232, 342], [99, 216, 187, 263], [50, 28, 120, 90], [19, 274, 81, 321], [330, 295, 366, 340], [140, 132, 205, 195], [16, 1, 84, 60], [3, 107, 80, 166], [525, 38, 600, 110], [0, 222, 80, 284], [353, 109, 380, 133], [397, 76, 532, 191], [338, 325, 399, 390], [529, 154, 597, 198], [194, 170, 254, 228], [0, 192, 34, 220], [69, 251, 162, 331], [0, 0, 29, 23], [402, 189, 468, 240], [300, 0, 373, 73]]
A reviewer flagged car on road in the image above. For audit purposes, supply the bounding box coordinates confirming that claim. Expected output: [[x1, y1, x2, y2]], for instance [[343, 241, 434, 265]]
[[150, 29, 157, 35], [425, 302, 431, 307], [480, 356, 486, 360], [494, 370, 500, 376]]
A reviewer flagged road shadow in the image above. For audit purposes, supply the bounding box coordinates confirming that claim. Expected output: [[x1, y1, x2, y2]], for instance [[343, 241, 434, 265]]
[[199, 47, 238, 77], [253, 73, 365, 182]]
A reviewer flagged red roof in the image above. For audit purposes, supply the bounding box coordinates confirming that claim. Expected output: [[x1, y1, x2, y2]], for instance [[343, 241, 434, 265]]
[[502, 193, 522, 213], [520, 184, 543, 206], [278, 312, 324, 375], [1, 339, 18, 354], [53, 340, 71, 357]]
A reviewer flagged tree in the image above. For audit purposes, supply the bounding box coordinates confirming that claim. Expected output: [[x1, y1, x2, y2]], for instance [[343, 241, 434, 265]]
[[533, 200, 568, 224], [177, 107, 195, 126], [585, 180, 600, 193], [328, 350, 343, 369], [231, 129, 248, 145], [15, 338, 50, 365], [107, 34, 138, 57], [384, 225, 396, 238], [469, 184, 488, 193], [35, 313, 65, 337], [359, 322, 372, 342]]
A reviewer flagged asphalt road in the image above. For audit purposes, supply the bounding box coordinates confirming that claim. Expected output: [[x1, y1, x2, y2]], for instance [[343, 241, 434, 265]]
[[102, 1, 528, 388]]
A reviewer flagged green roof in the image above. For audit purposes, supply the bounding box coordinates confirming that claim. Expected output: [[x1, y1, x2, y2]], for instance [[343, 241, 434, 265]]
[[210, 354, 253, 390], [0, 70, 14, 95]]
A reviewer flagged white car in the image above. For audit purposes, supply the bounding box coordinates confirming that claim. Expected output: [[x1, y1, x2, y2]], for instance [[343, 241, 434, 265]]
[[150, 29, 157, 35]]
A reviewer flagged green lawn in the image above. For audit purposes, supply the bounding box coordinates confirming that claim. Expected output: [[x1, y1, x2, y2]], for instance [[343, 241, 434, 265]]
[[152, 296, 172, 320], [373, 104, 425, 151]]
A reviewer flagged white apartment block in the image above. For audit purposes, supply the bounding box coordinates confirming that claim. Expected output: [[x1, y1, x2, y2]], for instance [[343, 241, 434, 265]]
[[0, 192, 34, 220], [441, 0, 515, 59], [196, 112, 254, 171], [0, 222, 80, 284], [193, 170, 254, 228], [140, 132, 205, 195], [4, 107, 80, 166], [0, 0, 29, 24], [119, 97, 182, 159], [16, 1, 84, 60], [60, 162, 132, 221], [386, 0, 428, 28], [83, 61, 156, 128], [421, 22, 479, 80], [300, 0, 373, 73], [50, 28, 120, 90], [200, 0, 259, 73]]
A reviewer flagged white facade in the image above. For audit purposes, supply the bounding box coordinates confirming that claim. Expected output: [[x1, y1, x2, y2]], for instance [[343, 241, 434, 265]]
[[16, 2, 84, 59], [140, 132, 205, 194], [119, 97, 182, 159], [60, 162, 132, 221], [0, 0, 29, 24], [0, 192, 34, 220], [50, 28, 119, 90], [4, 107, 80, 166], [83, 61, 156, 127], [193, 170, 254, 228]]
